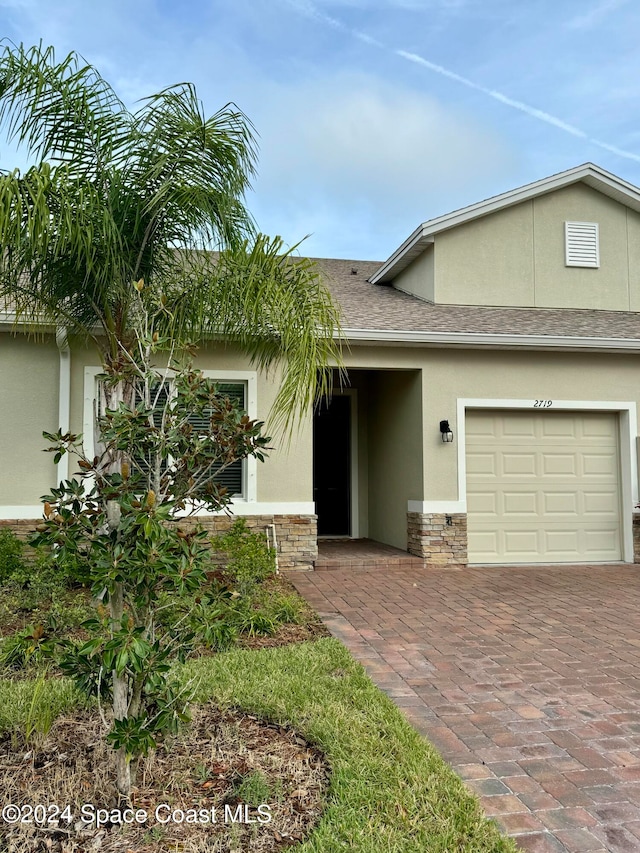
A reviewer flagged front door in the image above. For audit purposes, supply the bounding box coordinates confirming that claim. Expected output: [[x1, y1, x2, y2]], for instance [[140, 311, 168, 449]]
[[313, 395, 351, 535]]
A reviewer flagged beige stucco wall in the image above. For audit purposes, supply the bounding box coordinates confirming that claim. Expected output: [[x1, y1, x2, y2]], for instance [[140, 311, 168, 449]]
[[435, 200, 535, 306], [367, 370, 422, 548], [423, 183, 640, 310], [0, 333, 59, 505], [533, 185, 631, 310], [393, 246, 435, 302]]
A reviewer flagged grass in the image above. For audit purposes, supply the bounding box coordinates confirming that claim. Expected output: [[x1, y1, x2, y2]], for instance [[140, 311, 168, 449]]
[[0, 639, 516, 852], [181, 639, 516, 853], [0, 676, 86, 746]]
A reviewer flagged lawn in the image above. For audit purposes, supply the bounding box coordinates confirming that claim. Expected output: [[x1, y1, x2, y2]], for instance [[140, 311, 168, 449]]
[[0, 528, 516, 852]]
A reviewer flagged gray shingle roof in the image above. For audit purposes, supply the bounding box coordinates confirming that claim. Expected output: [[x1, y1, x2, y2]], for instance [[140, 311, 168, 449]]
[[312, 257, 640, 341]]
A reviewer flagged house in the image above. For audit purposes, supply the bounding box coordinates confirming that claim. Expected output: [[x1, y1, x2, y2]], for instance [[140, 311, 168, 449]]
[[2, 162, 640, 569]]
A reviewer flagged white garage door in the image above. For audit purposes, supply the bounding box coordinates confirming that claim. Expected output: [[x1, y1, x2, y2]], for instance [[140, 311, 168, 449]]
[[466, 410, 622, 564]]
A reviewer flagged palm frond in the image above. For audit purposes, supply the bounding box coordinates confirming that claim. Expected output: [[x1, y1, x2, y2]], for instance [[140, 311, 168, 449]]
[[0, 44, 344, 426], [161, 236, 344, 432], [0, 42, 131, 178], [129, 85, 257, 255]]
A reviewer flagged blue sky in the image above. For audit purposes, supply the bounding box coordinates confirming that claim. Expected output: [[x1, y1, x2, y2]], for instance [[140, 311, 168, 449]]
[[0, 0, 638, 261]]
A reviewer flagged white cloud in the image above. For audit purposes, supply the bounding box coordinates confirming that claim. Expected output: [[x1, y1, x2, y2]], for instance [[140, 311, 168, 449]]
[[250, 73, 519, 256], [565, 0, 629, 30]]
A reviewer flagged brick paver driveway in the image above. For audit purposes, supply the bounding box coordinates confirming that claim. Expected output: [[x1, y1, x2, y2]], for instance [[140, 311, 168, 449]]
[[290, 564, 640, 853]]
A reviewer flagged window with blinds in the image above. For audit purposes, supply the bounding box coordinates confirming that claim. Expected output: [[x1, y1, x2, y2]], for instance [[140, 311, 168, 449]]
[[565, 221, 600, 268], [185, 382, 245, 497], [104, 379, 246, 498]]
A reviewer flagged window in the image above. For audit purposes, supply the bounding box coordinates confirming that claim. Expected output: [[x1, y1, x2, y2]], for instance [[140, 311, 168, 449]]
[[565, 221, 599, 268], [184, 381, 246, 497], [83, 368, 258, 504]]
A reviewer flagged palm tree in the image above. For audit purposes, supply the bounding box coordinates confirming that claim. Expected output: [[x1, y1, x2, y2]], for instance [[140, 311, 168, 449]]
[[0, 43, 343, 798], [0, 43, 342, 426]]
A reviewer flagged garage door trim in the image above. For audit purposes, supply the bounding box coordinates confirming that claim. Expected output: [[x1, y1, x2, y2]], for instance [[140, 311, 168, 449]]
[[456, 398, 637, 563]]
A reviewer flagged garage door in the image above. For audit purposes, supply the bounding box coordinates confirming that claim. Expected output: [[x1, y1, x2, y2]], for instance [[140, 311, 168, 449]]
[[466, 410, 622, 564]]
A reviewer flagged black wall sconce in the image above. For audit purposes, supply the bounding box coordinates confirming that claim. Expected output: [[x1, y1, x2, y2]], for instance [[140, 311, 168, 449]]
[[439, 420, 454, 443]]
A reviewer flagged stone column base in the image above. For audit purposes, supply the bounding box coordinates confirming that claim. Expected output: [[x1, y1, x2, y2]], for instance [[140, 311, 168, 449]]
[[407, 511, 467, 566]]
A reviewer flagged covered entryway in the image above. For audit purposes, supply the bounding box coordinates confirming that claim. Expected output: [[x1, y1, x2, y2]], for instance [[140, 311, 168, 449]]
[[466, 409, 622, 563], [313, 368, 423, 546]]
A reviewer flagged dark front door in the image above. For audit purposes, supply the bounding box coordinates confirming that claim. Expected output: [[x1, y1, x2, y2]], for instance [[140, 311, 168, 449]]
[[313, 395, 351, 535]]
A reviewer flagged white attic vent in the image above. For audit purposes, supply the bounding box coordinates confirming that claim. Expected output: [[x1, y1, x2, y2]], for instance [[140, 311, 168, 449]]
[[565, 221, 599, 268]]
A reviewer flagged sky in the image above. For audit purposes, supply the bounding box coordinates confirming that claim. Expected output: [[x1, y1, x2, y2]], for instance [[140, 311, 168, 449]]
[[0, 0, 639, 261]]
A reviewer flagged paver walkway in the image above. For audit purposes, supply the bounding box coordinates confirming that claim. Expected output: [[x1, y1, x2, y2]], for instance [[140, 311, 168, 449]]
[[289, 564, 640, 853]]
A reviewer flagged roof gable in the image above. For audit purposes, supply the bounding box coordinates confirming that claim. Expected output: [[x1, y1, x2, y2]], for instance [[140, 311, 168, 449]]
[[370, 163, 640, 285]]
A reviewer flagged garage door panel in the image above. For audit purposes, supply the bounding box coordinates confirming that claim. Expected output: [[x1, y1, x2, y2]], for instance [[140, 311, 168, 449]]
[[467, 491, 498, 516], [468, 530, 499, 557], [502, 453, 537, 476], [541, 454, 578, 476], [467, 452, 497, 476], [584, 528, 620, 555], [503, 491, 538, 516], [502, 416, 537, 438], [466, 410, 621, 564], [541, 416, 577, 438], [582, 415, 618, 438], [583, 490, 619, 515], [543, 529, 580, 553], [582, 452, 618, 476], [543, 492, 579, 515], [503, 529, 539, 553]]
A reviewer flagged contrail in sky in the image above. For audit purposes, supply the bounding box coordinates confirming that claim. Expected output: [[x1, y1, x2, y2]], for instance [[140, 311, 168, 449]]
[[285, 0, 640, 163]]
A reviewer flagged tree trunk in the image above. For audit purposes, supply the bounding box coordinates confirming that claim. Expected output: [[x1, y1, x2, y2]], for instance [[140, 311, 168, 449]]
[[110, 579, 131, 798], [101, 378, 133, 797], [99, 378, 143, 800]]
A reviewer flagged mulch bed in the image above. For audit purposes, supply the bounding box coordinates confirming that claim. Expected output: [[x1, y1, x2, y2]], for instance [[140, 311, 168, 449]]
[[1, 704, 330, 852], [239, 620, 329, 650]]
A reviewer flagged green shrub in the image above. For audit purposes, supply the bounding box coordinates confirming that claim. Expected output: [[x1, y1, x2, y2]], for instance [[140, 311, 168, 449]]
[[255, 592, 303, 626], [0, 625, 61, 671], [2, 556, 67, 611], [211, 519, 275, 597], [188, 603, 239, 651], [230, 604, 278, 637], [0, 528, 84, 603], [45, 596, 93, 632], [0, 529, 26, 583]]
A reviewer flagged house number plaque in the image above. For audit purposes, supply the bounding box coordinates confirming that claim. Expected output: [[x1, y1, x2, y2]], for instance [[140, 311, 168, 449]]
[[533, 400, 553, 408]]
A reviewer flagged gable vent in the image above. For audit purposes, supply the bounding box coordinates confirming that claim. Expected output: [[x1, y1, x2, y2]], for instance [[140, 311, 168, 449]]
[[565, 221, 599, 268]]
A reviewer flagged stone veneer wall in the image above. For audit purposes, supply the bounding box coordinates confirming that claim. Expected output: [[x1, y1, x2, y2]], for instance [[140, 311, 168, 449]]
[[407, 511, 467, 566], [0, 514, 317, 571], [173, 514, 317, 570], [0, 519, 41, 541], [633, 514, 640, 563]]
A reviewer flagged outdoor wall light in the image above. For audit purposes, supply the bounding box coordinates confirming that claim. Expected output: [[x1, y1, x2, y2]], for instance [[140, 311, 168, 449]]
[[439, 420, 454, 443]]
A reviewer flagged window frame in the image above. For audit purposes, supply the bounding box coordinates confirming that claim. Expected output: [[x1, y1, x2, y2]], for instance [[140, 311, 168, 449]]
[[83, 367, 258, 504]]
